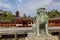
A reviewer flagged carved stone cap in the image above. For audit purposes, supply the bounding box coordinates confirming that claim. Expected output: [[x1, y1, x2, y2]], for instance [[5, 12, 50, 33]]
[[37, 8, 46, 15], [37, 8, 46, 12]]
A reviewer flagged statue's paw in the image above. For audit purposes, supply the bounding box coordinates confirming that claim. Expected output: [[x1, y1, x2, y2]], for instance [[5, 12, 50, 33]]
[[36, 34, 41, 36], [25, 37, 29, 40], [33, 33, 36, 35], [46, 34, 52, 36]]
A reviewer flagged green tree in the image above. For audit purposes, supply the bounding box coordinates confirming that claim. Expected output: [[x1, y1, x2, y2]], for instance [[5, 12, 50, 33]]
[[0, 10, 7, 20], [23, 14, 27, 17], [28, 15, 31, 18], [3, 11, 7, 17], [6, 11, 13, 20], [48, 9, 60, 18]]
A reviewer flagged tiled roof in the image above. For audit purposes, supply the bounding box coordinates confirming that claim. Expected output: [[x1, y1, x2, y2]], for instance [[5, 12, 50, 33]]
[[0, 20, 11, 22], [49, 16, 60, 20]]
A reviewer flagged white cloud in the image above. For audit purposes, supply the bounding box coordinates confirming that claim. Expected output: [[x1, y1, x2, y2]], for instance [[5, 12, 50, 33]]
[[16, 0, 53, 16], [24, 0, 52, 10], [18, 0, 22, 3], [0, 2, 12, 9], [0, 0, 60, 16], [14, 0, 53, 11], [46, 1, 60, 11], [52, 2, 60, 6]]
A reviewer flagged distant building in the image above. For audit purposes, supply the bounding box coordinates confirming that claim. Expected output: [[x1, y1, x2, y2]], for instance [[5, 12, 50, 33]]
[[0, 10, 60, 27], [49, 16, 60, 27], [0, 11, 33, 27], [16, 11, 19, 17]]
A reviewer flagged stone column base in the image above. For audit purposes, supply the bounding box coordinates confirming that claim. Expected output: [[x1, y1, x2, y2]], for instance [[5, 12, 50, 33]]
[[25, 32, 59, 40]]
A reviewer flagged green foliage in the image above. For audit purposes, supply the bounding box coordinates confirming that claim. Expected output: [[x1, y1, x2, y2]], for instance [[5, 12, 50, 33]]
[[0, 10, 13, 20], [47, 9, 60, 18], [28, 15, 31, 18], [0, 12, 7, 20], [3, 11, 7, 17], [6, 11, 13, 20], [23, 14, 27, 17]]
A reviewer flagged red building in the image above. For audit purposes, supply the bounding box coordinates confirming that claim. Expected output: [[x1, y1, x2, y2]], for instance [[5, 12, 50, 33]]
[[0, 10, 60, 27], [48, 16, 60, 27]]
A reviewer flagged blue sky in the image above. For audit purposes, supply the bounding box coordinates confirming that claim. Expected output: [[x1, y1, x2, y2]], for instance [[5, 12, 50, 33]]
[[0, 0, 60, 17]]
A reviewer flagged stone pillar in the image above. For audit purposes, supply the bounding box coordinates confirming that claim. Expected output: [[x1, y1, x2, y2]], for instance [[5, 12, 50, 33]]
[[15, 32, 17, 40], [59, 32, 60, 40], [0, 33, 2, 40]]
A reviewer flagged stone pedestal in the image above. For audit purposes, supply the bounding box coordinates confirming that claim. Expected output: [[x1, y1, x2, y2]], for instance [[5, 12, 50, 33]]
[[26, 32, 59, 40]]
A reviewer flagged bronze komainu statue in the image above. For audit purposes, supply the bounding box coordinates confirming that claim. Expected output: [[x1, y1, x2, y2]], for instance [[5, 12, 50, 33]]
[[32, 8, 51, 36]]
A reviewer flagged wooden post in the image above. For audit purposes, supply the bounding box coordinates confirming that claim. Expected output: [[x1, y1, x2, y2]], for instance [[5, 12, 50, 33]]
[[15, 32, 17, 40], [0, 32, 2, 40], [59, 32, 60, 40]]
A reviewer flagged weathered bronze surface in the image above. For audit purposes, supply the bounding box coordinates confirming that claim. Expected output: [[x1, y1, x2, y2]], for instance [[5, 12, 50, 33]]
[[32, 8, 51, 36]]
